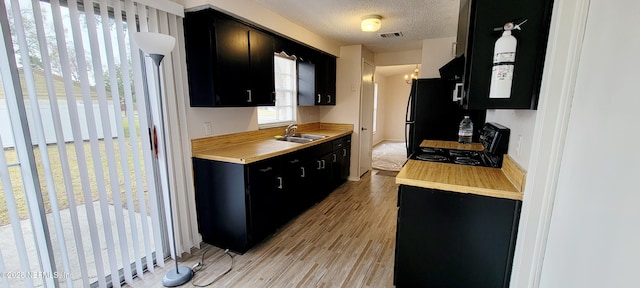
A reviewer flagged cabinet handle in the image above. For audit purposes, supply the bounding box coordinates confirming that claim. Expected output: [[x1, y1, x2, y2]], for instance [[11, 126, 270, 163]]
[[289, 159, 299, 164], [333, 154, 337, 162], [343, 148, 347, 157], [300, 167, 305, 178], [321, 159, 326, 169], [327, 95, 331, 103], [452, 83, 463, 102], [317, 94, 321, 103], [317, 160, 322, 170], [259, 166, 272, 172], [247, 89, 252, 102], [277, 176, 283, 189]]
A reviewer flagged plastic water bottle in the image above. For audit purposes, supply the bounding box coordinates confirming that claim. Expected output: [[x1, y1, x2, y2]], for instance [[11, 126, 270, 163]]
[[458, 116, 473, 144]]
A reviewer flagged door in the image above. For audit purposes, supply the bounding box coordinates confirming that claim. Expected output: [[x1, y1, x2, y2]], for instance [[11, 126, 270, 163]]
[[246, 159, 282, 243], [215, 17, 251, 106], [248, 29, 275, 106], [359, 60, 375, 176]]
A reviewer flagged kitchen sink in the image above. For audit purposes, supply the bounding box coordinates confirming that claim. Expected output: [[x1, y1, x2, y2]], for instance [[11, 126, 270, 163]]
[[274, 133, 327, 143]]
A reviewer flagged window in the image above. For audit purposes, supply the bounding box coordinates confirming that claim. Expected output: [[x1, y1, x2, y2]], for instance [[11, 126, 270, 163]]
[[257, 54, 296, 127]]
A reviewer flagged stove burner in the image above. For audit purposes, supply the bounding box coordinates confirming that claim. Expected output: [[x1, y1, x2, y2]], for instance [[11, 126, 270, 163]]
[[454, 157, 481, 166], [416, 154, 449, 162], [449, 150, 479, 157], [421, 147, 445, 154]]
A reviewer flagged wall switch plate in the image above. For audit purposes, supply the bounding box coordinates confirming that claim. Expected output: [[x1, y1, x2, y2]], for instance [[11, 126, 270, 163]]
[[204, 122, 212, 136]]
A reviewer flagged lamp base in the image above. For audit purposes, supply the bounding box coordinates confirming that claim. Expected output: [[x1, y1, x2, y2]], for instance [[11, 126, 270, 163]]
[[162, 266, 194, 287]]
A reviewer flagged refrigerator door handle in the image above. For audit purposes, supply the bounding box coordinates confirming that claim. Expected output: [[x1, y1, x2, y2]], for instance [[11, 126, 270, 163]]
[[405, 122, 414, 157], [405, 91, 414, 122]]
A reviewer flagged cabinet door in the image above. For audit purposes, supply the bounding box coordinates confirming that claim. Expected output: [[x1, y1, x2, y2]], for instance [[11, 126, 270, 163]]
[[215, 17, 252, 106], [394, 185, 521, 287], [330, 138, 350, 189], [248, 29, 276, 106], [282, 153, 309, 218], [184, 10, 217, 107], [340, 145, 351, 181], [246, 159, 282, 244], [330, 149, 343, 190], [314, 53, 337, 105], [325, 56, 337, 105], [297, 61, 316, 106]]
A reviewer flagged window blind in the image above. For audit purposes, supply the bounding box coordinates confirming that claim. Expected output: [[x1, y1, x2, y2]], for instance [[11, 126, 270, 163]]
[[0, 0, 196, 286]]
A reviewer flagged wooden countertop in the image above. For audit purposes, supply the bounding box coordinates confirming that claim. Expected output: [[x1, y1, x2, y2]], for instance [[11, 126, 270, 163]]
[[397, 140, 525, 201], [420, 140, 484, 151], [192, 123, 353, 164]]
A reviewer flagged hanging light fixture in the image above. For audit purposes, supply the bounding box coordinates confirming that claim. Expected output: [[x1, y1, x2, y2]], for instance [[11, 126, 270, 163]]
[[361, 15, 382, 32], [405, 65, 420, 84]]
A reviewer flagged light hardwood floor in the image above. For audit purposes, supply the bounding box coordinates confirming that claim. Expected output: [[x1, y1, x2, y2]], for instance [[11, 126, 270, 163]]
[[125, 170, 399, 287]]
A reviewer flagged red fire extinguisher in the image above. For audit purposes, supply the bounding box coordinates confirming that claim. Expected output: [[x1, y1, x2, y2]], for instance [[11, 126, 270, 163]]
[[489, 20, 527, 99]]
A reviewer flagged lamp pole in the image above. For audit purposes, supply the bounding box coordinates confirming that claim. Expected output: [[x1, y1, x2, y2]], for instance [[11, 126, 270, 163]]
[[134, 32, 193, 287]]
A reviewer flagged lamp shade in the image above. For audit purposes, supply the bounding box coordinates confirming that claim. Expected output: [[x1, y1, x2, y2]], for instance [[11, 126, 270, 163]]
[[133, 32, 176, 56], [361, 15, 382, 32]]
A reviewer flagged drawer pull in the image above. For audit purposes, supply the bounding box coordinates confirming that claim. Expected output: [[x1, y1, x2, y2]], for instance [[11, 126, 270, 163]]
[[259, 167, 272, 172]]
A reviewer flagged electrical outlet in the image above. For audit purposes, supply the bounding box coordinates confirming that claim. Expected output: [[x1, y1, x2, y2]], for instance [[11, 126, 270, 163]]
[[516, 135, 523, 156], [204, 122, 212, 136]]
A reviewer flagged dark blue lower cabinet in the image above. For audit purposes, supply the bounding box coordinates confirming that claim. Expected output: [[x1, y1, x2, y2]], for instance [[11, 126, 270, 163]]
[[192, 135, 351, 254], [192, 157, 283, 254], [394, 185, 521, 287]]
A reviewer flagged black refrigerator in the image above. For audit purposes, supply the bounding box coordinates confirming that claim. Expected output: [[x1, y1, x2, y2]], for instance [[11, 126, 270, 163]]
[[405, 78, 486, 157]]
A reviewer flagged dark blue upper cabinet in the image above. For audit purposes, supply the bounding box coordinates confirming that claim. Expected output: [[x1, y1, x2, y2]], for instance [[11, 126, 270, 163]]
[[184, 9, 275, 107]]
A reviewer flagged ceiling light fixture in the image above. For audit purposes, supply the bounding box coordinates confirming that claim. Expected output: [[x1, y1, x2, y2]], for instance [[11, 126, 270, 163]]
[[361, 15, 382, 32], [405, 65, 420, 84]]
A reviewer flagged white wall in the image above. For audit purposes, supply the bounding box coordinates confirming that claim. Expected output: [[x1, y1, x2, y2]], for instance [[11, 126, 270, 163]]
[[382, 74, 412, 142], [320, 45, 364, 179], [374, 50, 422, 66], [420, 37, 456, 78], [539, 0, 640, 286], [485, 110, 536, 168]]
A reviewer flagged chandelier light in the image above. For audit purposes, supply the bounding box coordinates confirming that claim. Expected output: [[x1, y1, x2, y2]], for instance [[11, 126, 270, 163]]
[[405, 65, 420, 84], [361, 15, 382, 32]]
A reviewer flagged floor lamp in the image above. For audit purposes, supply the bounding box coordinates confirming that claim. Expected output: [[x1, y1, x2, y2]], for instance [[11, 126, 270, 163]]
[[133, 32, 194, 287]]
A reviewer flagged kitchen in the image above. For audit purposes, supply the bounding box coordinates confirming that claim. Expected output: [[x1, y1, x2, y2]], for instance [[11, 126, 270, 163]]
[[174, 0, 542, 286], [0, 0, 636, 287], [146, 0, 639, 287]]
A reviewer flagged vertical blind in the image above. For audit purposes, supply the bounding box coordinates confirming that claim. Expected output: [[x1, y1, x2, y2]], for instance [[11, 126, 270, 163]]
[[0, 0, 198, 287]]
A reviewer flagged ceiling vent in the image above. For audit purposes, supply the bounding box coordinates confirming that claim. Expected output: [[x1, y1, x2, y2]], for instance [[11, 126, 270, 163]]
[[379, 31, 403, 38]]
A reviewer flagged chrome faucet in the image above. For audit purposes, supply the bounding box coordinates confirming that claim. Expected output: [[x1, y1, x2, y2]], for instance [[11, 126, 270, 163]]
[[285, 123, 298, 138]]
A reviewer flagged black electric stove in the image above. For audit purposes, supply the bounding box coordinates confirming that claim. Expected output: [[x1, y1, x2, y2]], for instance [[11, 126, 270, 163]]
[[410, 122, 510, 168]]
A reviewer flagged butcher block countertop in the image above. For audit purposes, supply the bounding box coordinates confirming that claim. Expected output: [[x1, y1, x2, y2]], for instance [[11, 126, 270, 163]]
[[397, 141, 526, 201], [420, 140, 484, 151], [192, 123, 353, 164]]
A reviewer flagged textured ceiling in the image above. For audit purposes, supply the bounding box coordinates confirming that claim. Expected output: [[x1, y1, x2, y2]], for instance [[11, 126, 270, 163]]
[[253, 0, 461, 53]]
